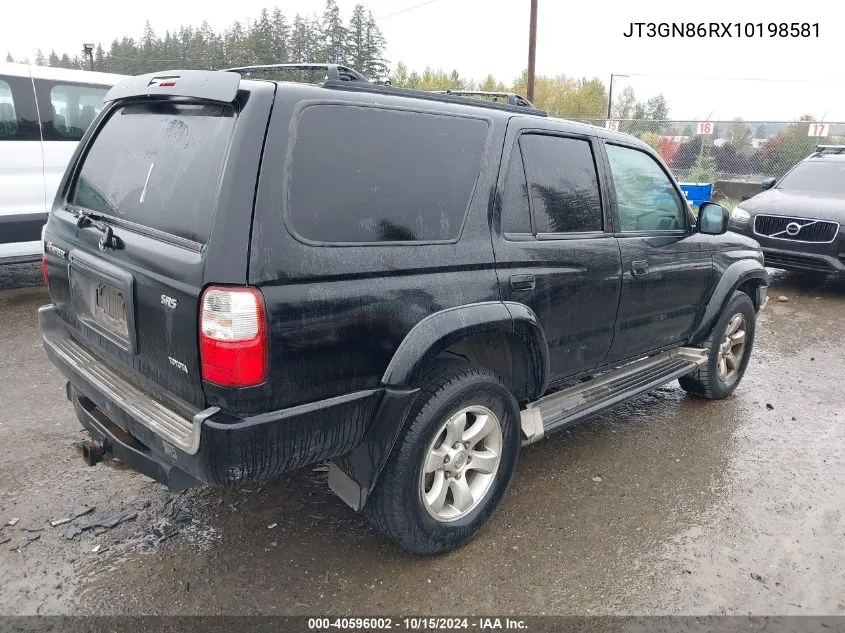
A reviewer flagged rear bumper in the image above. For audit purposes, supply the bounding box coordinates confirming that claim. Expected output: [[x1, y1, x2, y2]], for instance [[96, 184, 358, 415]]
[[39, 304, 390, 488]]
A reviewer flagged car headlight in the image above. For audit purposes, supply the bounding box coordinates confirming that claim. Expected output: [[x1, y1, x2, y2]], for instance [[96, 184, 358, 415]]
[[730, 206, 751, 223]]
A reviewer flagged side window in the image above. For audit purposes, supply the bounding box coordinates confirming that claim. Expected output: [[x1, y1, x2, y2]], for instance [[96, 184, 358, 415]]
[[605, 143, 686, 232], [0, 79, 19, 139], [519, 134, 603, 234], [39, 82, 108, 141], [500, 144, 531, 234], [288, 105, 488, 243]]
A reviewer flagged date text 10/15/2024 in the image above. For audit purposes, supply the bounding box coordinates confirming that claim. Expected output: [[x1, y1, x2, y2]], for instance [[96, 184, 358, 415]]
[[623, 22, 819, 38], [307, 617, 528, 630]]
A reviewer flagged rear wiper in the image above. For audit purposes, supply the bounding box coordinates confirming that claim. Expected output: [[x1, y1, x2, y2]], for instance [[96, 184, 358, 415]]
[[67, 206, 122, 251]]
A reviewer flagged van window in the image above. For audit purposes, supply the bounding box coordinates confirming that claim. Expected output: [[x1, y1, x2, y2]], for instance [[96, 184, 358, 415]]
[[288, 105, 488, 243], [70, 102, 236, 243], [519, 135, 603, 234], [0, 79, 19, 139], [49, 83, 108, 140]]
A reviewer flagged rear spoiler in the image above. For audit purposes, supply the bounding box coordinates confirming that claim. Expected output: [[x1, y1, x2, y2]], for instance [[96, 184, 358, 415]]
[[104, 70, 240, 103]]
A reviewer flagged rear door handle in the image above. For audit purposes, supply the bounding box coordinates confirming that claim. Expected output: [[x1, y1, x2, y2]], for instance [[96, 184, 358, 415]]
[[510, 273, 536, 291], [631, 260, 649, 276]]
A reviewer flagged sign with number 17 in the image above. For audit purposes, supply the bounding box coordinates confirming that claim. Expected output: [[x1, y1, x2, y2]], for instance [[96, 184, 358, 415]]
[[807, 123, 830, 137]]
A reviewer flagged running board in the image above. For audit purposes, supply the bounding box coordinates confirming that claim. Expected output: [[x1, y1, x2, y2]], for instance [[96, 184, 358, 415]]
[[520, 347, 707, 446]]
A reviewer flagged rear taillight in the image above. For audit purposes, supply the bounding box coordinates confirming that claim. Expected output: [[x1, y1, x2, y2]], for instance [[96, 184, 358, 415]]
[[199, 286, 268, 388]]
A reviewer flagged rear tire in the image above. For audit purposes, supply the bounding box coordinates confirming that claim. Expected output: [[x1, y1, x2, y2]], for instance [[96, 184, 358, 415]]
[[679, 291, 756, 399], [364, 363, 520, 555]]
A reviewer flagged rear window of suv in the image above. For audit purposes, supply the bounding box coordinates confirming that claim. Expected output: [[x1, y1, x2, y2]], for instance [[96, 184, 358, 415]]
[[287, 105, 488, 243], [70, 102, 235, 243]]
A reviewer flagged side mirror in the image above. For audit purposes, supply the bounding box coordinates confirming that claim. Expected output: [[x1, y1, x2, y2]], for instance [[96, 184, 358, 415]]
[[761, 177, 776, 191], [698, 202, 730, 235]]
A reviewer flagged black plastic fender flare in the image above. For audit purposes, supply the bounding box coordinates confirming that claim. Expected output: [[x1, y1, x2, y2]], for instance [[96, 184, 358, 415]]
[[689, 259, 768, 344], [328, 301, 549, 511]]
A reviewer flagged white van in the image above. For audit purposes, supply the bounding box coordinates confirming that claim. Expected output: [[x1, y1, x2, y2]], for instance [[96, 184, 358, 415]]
[[0, 63, 126, 264]]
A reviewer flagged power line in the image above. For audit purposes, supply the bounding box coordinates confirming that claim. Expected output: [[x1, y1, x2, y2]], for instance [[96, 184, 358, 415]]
[[616, 71, 845, 84], [376, 0, 444, 21]]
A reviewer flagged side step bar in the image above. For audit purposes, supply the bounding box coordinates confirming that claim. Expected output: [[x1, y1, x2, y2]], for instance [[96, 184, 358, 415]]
[[520, 347, 708, 446]]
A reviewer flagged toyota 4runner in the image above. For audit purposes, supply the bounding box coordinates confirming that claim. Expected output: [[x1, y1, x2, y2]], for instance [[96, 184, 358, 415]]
[[38, 64, 768, 555]]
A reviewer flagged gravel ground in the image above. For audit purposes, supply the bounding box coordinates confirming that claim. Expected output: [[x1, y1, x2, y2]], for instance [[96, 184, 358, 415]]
[[1, 263, 843, 616]]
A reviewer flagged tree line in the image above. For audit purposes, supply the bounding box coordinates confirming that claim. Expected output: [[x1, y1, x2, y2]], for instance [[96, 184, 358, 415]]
[[4, 1, 827, 181], [5, 0, 388, 79], [388, 62, 669, 121]]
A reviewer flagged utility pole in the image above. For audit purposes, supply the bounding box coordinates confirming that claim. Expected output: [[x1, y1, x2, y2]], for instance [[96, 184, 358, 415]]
[[82, 43, 95, 71], [606, 73, 629, 120], [526, 0, 537, 103]]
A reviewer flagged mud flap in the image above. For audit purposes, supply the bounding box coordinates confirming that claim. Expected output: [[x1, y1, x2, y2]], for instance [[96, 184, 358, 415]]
[[328, 387, 419, 511]]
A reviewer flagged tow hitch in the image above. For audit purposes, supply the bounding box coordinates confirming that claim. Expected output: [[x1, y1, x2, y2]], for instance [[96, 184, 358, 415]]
[[80, 440, 106, 467]]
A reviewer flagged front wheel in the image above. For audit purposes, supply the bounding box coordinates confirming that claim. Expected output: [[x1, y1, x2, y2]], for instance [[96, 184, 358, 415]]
[[679, 290, 756, 399], [364, 363, 520, 555]]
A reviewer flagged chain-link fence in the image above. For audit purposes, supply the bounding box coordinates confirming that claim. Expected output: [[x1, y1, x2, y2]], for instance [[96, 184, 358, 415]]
[[573, 119, 845, 186]]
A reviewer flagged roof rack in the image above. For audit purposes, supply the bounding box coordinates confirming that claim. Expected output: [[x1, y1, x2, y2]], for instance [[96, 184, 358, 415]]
[[815, 144, 845, 154], [430, 90, 538, 109], [320, 82, 548, 116], [224, 63, 370, 83]]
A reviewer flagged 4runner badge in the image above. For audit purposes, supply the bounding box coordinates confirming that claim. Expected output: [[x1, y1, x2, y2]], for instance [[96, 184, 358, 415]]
[[160, 294, 178, 309]]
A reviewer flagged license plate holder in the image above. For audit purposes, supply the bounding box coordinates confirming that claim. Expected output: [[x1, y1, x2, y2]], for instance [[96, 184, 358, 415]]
[[69, 250, 137, 353]]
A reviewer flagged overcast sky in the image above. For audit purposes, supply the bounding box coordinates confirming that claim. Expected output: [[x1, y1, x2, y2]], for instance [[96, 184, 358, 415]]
[[3, 0, 842, 120]]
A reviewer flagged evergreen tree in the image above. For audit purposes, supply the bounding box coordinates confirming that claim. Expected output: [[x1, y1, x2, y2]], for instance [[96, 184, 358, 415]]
[[320, 0, 345, 63], [224, 21, 248, 67], [94, 44, 106, 71], [249, 9, 275, 64], [289, 14, 310, 63], [34, 49, 46, 66], [345, 5, 367, 71], [363, 11, 387, 79], [271, 8, 289, 64], [20, 4, 388, 76], [5, 53, 13, 63]]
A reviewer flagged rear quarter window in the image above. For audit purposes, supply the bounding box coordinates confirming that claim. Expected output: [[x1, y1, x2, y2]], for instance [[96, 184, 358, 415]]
[[287, 104, 489, 243], [70, 102, 235, 243]]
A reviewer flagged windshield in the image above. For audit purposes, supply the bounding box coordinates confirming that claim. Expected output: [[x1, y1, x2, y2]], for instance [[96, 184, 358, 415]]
[[70, 102, 235, 243], [778, 160, 845, 194]]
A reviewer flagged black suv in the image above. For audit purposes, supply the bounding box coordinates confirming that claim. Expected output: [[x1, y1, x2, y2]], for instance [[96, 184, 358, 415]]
[[38, 65, 768, 555], [728, 145, 845, 276]]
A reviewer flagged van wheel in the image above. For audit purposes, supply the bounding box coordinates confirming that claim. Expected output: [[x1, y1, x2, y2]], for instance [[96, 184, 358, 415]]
[[679, 291, 756, 399], [364, 363, 520, 555]]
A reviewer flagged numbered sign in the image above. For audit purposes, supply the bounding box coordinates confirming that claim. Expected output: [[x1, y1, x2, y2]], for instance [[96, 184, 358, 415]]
[[696, 121, 714, 135], [807, 123, 830, 137], [605, 120, 620, 132]]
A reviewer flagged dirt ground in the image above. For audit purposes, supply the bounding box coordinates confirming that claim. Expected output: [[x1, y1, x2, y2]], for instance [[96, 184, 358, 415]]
[[1, 262, 843, 616]]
